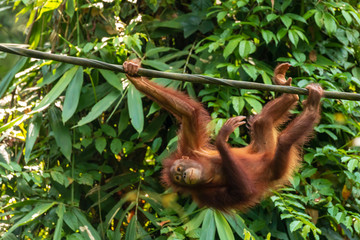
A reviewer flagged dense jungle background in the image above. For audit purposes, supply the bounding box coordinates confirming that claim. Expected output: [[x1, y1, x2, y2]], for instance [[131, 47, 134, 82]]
[[1, 0, 360, 239]]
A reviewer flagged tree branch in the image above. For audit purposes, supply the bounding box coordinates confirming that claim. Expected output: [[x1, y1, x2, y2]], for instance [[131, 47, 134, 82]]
[[1, 44, 359, 101]]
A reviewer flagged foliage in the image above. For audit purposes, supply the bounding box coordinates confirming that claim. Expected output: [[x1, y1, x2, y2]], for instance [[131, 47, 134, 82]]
[[0, 0, 360, 239]]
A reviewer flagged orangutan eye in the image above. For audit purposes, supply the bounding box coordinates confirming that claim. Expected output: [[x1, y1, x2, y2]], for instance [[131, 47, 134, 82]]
[[176, 166, 182, 172], [175, 175, 181, 181]]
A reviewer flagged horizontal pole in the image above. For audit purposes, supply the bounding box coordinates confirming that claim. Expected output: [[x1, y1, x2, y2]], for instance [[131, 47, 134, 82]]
[[1, 44, 359, 101]]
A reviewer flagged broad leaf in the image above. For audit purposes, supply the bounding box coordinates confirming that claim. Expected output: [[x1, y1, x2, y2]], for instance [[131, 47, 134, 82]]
[[77, 90, 120, 126], [62, 66, 84, 123], [0, 57, 27, 98], [34, 66, 79, 111], [24, 113, 42, 163], [128, 84, 144, 133], [214, 211, 234, 240], [49, 107, 72, 161], [5, 202, 56, 235]]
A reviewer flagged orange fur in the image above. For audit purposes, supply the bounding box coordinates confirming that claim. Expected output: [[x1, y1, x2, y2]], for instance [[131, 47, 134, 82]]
[[124, 61, 322, 212]]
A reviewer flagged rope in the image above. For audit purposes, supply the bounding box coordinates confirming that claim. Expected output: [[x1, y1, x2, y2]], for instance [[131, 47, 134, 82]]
[[0, 44, 359, 101]]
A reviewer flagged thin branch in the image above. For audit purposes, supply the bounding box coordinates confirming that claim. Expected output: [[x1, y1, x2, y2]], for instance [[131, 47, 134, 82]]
[[1, 44, 360, 101]]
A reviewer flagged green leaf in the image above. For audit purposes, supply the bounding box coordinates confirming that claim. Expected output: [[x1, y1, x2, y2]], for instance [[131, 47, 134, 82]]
[[349, 11, 360, 25], [95, 137, 106, 154], [289, 220, 303, 232], [266, 13, 278, 22], [286, 13, 307, 23], [184, 210, 207, 234], [242, 64, 258, 80], [73, 208, 101, 240], [214, 211, 234, 240], [128, 84, 144, 133], [217, 11, 227, 23], [215, 118, 226, 135], [301, 167, 317, 178], [49, 107, 72, 161], [62, 66, 84, 123], [225, 214, 259, 238], [223, 39, 240, 59], [303, 9, 316, 20], [5, 202, 56, 235], [118, 107, 129, 135], [101, 124, 117, 137], [293, 52, 306, 63], [200, 209, 215, 240], [354, 220, 360, 234], [311, 179, 334, 196], [37, 0, 62, 20], [39, 64, 73, 87], [35, 66, 79, 111], [65, 0, 75, 18], [77, 173, 94, 186], [125, 216, 137, 240], [288, 29, 299, 47], [323, 12, 337, 35], [54, 204, 65, 240], [261, 30, 276, 44], [231, 97, 245, 115], [0, 57, 27, 99], [347, 159, 358, 172], [239, 40, 256, 58], [151, 137, 162, 152], [99, 69, 123, 91], [146, 47, 174, 58], [342, 10, 352, 25], [1, 232, 17, 240], [277, 28, 288, 41], [261, 71, 272, 85], [142, 60, 171, 71], [24, 113, 42, 163], [51, 171, 65, 185], [244, 97, 262, 113], [280, 15, 292, 29], [64, 211, 79, 231], [314, 11, 323, 28], [77, 90, 120, 126], [110, 138, 122, 154]]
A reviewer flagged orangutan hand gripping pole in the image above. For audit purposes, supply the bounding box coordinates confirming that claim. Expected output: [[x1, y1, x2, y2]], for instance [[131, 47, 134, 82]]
[[124, 61, 323, 212]]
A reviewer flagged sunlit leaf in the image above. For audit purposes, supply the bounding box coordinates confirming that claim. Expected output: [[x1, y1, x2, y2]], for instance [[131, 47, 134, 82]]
[[223, 39, 240, 59], [280, 15, 292, 28], [200, 209, 215, 240], [288, 29, 299, 47], [242, 64, 258, 80], [289, 220, 303, 232], [239, 40, 256, 58], [323, 12, 337, 35], [37, 0, 62, 20], [214, 211, 234, 240]]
